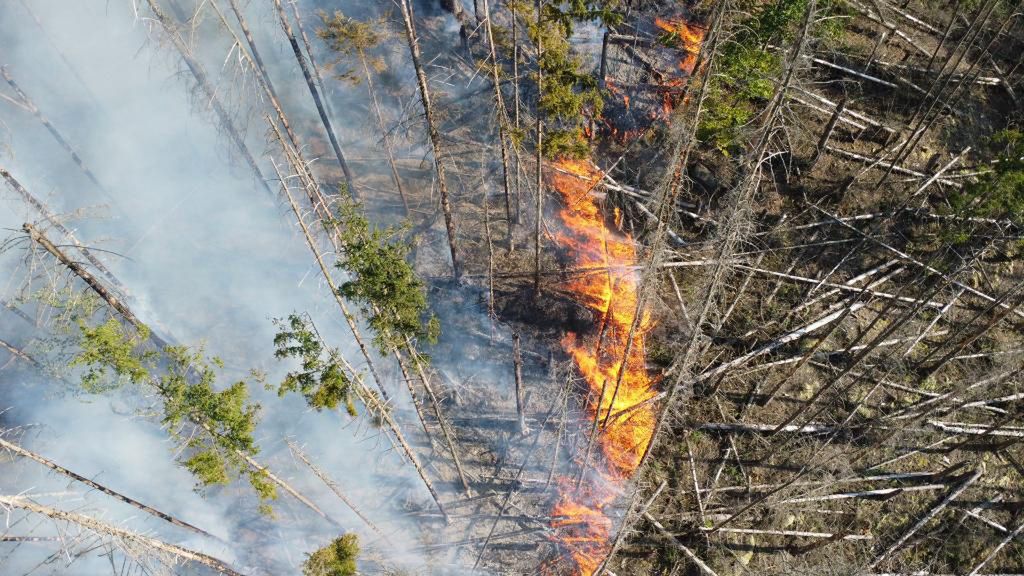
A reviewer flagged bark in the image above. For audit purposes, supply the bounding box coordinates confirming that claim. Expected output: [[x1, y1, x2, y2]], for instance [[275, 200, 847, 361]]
[[398, 0, 464, 280]]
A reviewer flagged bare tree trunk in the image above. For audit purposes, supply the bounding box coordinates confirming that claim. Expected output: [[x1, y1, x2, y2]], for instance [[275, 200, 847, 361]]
[[0, 437, 213, 539], [265, 150, 387, 399], [1, 169, 124, 292], [533, 0, 544, 296], [0, 67, 111, 201], [358, 49, 410, 215], [404, 340, 473, 495], [868, 468, 983, 569], [287, 441, 389, 540], [0, 496, 244, 576], [270, 0, 357, 197], [482, 0, 516, 251], [142, 1, 273, 199], [398, 0, 464, 280], [0, 338, 38, 368], [513, 333, 527, 434]]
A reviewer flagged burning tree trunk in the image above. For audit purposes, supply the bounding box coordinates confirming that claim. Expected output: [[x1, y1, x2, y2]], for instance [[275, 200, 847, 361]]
[[270, 0, 357, 197], [397, 0, 463, 280], [142, 0, 273, 199]]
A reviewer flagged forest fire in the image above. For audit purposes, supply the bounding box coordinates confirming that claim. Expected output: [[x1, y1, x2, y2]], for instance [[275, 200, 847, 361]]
[[543, 158, 658, 574], [600, 15, 706, 141], [542, 15, 706, 573]]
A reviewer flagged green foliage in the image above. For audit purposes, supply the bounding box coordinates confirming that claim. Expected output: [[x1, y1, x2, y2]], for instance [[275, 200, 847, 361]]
[[70, 318, 153, 392], [303, 534, 360, 576], [158, 346, 272, 501], [316, 10, 387, 84], [700, 0, 848, 152], [71, 318, 272, 505], [519, 1, 605, 160], [333, 197, 439, 354], [272, 314, 357, 416], [949, 129, 1024, 225]]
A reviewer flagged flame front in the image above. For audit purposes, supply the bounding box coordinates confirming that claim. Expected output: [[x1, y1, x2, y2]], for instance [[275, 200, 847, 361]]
[[541, 16, 704, 574], [543, 159, 657, 575]]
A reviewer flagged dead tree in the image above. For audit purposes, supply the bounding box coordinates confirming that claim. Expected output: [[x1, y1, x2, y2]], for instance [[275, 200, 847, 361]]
[[0, 67, 111, 201], [268, 160, 450, 521], [270, 0, 357, 197], [266, 121, 387, 399], [1, 168, 124, 292], [397, 0, 464, 280], [482, 0, 516, 250], [287, 441, 389, 540], [0, 436, 214, 539], [141, 0, 273, 199], [532, 0, 544, 296], [0, 495, 244, 575]]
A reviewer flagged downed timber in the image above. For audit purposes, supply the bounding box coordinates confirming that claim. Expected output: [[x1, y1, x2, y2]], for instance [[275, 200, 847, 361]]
[[967, 519, 1024, 575], [698, 527, 872, 539], [23, 223, 329, 521], [0, 436, 214, 539], [868, 468, 984, 569], [1, 169, 124, 292], [927, 421, 1024, 438], [792, 87, 898, 132], [287, 441, 389, 540], [0, 67, 112, 201], [809, 205, 1024, 321], [0, 495, 244, 575], [643, 512, 720, 576], [0, 338, 39, 368], [825, 145, 959, 185]]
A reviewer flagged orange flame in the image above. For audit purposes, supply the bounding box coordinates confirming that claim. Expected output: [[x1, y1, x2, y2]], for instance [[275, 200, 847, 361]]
[[541, 14, 704, 575], [543, 158, 658, 575]]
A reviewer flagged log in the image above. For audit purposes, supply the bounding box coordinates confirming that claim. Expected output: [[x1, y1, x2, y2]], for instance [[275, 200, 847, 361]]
[[0, 436, 214, 539]]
